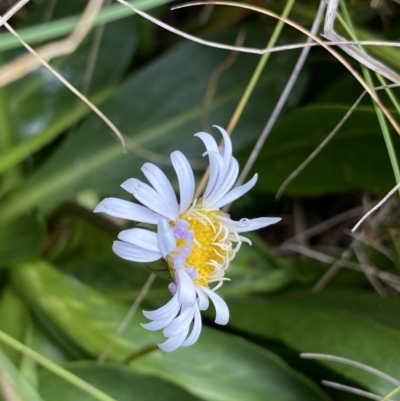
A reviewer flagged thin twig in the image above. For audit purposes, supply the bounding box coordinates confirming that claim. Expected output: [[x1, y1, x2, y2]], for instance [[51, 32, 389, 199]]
[[352, 183, 400, 232], [98, 273, 156, 364], [301, 353, 400, 386], [322, 381, 394, 401], [231, 0, 326, 195], [276, 83, 400, 199], [2, 21, 126, 149], [173, 1, 399, 133]]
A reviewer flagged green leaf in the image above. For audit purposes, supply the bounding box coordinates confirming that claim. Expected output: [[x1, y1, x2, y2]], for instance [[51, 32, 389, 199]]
[[0, 348, 44, 401], [247, 104, 399, 196], [0, 24, 308, 221], [0, 287, 31, 365], [228, 290, 400, 395], [11, 260, 329, 401], [0, 215, 45, 266], [39, 362, 202, 401]]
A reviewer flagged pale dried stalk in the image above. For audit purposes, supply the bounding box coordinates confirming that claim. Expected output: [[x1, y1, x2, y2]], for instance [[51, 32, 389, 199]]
[[352, 183, 400, 232], [172, 1, 399, 133], [3, 21, 126, 148], [0, 0, 104, 86], [231, 0, 326, 194], [324, 0, 400, 84], [301, 353, 400, 386]]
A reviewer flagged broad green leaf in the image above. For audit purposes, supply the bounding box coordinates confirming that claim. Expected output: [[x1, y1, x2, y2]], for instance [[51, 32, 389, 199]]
[[246, 105, 400, 196], [11, 260, 329, 401], [39, 362, 202, 401], [0, 215, 45, 266], [228, 290, 400, 395], [0, 25, 309, 221]]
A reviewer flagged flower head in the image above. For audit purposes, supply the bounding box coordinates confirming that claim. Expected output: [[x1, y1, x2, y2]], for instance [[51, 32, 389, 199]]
[[94, 126, 280, 351]]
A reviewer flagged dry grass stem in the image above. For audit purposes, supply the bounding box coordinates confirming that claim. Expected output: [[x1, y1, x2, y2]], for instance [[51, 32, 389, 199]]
[[0, 0, 104, 86], [231, 0, 326, 196], [173, 1, 399, 133], [324, 0, 400, 84], [301, 353, 400, 386], [276, 83, 400, 199], [98, 273, 156, 363], [352, 183, 400, 232], [321, 381, 393, 401]]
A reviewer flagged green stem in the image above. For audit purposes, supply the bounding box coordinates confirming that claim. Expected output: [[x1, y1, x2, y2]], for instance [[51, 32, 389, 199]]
[[0, 329, 118, 401], [338, 0, 400, 193], [227, 0, 296, 133]]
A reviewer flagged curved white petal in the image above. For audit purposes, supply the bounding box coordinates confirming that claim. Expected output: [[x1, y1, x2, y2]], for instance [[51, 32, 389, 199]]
[[118, 228, 160, 252], [143, 295, 180, 321], [196, 286, 210, 310], [121, 178, 177, 221], [141, 307, 178, 331], [157, 219, 176, 257], [171, 151, 195, 213], [194, 132, 219, 154], [220, 216, 281, 233], [158, 327, 189, 352], [213, 125, 232, 168], [212, 174, 258, 209], [201, 287, 229, 325], [94, 198, 161, 225], [142, 163, 179, 215], [163, 305, 195, 337], [205, 157, 239, 205], [175, 268, 196, 307], [112, 241, 162, 263], [182, 304, 202, 346], [203, 152, 225, 201]]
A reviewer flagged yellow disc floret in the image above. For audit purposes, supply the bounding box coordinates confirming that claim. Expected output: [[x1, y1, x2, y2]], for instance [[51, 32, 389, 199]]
[[172, 208, 233, 287]]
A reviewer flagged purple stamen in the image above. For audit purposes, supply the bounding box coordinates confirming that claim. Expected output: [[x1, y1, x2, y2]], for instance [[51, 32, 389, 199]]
[[184, 230, 194, 242], [181, 244, 192, 257], [172, 255, 185, 268], [186, 266, 197, 279], [168, 282, 177, 295]]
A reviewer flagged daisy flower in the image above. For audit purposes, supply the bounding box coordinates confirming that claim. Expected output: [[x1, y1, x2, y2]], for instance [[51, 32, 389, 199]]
[[94, 126, 280, 352]]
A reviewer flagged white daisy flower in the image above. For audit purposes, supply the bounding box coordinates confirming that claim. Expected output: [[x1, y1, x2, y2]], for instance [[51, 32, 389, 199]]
[[94, 126, 280, 352]]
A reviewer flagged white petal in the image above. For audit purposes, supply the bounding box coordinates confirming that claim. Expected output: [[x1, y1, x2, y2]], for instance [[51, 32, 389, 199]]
[[205, 157, 239, 205], [203, 152, 225, 201], [121, 178, 177, 221], [163, 305, 195, 337], [182, 305, 202, 346], [196, 286, 209, 310], [201, 287, 229, 325], [112, 241, 162, 262], [141, 163, 179, 214], [212, 174, 258, 209], [158, 327, 189, 352], [171, 151, 195, 213], [143, 295, 180, 321], [94, 198, 161, 224], [118, 228, 160, 252], [157, 219, 176, 257], [175, 268, 196, 306], [220, 216, 281, 233], [213, 125, 232, 168], [194, 132, 219, 154], [141, 307, 178, 331]]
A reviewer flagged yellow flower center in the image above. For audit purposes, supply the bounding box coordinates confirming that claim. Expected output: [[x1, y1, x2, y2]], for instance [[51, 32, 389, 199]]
[[174, 209, 231, 287]]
